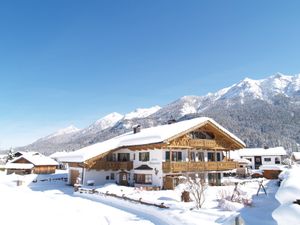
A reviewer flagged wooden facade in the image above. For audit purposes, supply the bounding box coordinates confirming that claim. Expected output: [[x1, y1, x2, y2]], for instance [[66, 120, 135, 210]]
[[32, 165, 56, 174], [162, 161, 238, 173]]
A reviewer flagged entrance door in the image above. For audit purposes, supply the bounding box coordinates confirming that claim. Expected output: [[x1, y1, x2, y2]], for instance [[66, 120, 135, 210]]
[[254, 156, 262, 169], [119, 172, 128, 186]]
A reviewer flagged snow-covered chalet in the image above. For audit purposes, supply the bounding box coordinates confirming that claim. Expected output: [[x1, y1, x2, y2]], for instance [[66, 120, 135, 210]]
[[59, 117, 245, 189]]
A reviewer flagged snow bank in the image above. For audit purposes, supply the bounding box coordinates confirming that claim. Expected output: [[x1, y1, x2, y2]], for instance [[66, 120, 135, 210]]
[[273, 203, 300, 225], [275, 167, 300, 204], [272, 166, 300, 225]]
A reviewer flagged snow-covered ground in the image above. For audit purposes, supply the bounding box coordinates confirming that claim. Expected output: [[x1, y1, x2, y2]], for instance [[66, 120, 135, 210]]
[[1, 168, 297, 225]]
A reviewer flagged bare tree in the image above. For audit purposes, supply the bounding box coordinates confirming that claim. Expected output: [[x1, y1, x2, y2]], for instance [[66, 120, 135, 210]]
[[185, 176, 207, 209]]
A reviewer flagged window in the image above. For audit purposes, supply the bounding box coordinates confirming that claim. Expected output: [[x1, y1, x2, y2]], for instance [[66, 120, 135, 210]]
[[118, 153, 130, 162], [110, 173, 115, 180], [139, 152, 150, 161], [216, 152, 222, 161], [275, 157, 280, 164], [106, 176, 109, 180], [172, 151, 182, 161], [190, 131, 215, 140], [166, 151, 170, 161], [207, 152, 215, 161], [145, 174, 152, 184], [197, 152, 204, 161], [106, 154, 116, 161], [165, 151, 182, 161], [264, 158, 271, 162], [134, 174, 152, 184], [190, 152, 196, 161]]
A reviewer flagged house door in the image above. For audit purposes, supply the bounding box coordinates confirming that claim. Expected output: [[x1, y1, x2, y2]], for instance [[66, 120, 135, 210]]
[[254, 156, 262, 169], [119, 172, 128, 186]]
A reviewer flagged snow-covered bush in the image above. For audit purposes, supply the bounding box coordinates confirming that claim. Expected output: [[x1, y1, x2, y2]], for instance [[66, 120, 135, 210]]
[[282, 158, 293, 167], [217, 184, 252, 211], [218, 199, 244, 211]]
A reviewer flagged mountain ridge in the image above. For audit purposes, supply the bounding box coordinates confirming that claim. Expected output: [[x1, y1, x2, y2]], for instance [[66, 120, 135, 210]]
[[16, 72, 300, 154]]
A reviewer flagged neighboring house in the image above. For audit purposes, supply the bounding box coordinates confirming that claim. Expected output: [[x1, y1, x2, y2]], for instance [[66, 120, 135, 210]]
[[291, 152, 300, 164], [59, 117, 245, 189], [237, 147, 287, 169], [6, 152, 58, 175], [49, 151, 70, 169]]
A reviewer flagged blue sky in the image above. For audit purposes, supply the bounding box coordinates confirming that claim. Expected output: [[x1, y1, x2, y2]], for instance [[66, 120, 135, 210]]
[[1, 1, 300, 149]]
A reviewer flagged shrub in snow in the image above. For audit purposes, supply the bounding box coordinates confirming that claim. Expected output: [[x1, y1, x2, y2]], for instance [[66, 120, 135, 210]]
[[217, 184, 252, 209], [282, 158, 293, 167], [218, 199, 244, 211]]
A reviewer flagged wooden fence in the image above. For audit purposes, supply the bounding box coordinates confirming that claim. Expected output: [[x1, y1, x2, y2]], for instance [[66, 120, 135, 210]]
[[76, 187, 169, 209]]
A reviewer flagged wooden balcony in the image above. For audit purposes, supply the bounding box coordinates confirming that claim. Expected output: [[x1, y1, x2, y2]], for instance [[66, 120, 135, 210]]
[[91, 161, 133, 171], [162, 161, 238, 173], [189, 139, 218, 148]]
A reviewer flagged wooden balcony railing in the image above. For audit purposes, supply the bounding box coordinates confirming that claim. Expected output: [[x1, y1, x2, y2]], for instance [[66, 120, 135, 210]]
[[189, 139, 218, 148], [91, 161, 133, 171], [162, 161, 238, 173]]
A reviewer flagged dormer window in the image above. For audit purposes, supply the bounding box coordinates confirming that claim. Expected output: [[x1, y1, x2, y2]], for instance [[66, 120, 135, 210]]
[[190, 131, 215, 140]]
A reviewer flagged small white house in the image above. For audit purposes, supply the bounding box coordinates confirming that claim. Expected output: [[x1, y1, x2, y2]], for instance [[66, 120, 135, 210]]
[[237, 147, 287, 169]]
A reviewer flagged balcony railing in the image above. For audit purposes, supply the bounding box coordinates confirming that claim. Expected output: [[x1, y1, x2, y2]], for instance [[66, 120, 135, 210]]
[[91, 161, 133, 171], [162, 161, 238, 173], [189, 139, 218, 148]]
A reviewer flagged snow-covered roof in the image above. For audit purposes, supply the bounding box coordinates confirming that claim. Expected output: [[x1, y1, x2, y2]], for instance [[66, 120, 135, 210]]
[[49, 151, 70, 159], [11, 153, 58, 166], [259, 164, 286, 171], [58, 117, 245, 163], [235, 158, 252, 165], [238, 147, 287, 157], [292, 152, 300, 161], [5, 163, 34, 169]]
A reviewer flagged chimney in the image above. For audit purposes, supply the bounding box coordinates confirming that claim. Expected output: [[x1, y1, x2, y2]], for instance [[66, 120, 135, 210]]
[[133, 124, 141, 134]]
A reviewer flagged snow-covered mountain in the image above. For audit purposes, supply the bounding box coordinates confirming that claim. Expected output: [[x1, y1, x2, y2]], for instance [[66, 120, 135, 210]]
[[81, 112, 124, 135], [124, 105, 161, 120], [38, 125, 80, 142], [210, 73, 300, 103], [17, 73, 300, 154]]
